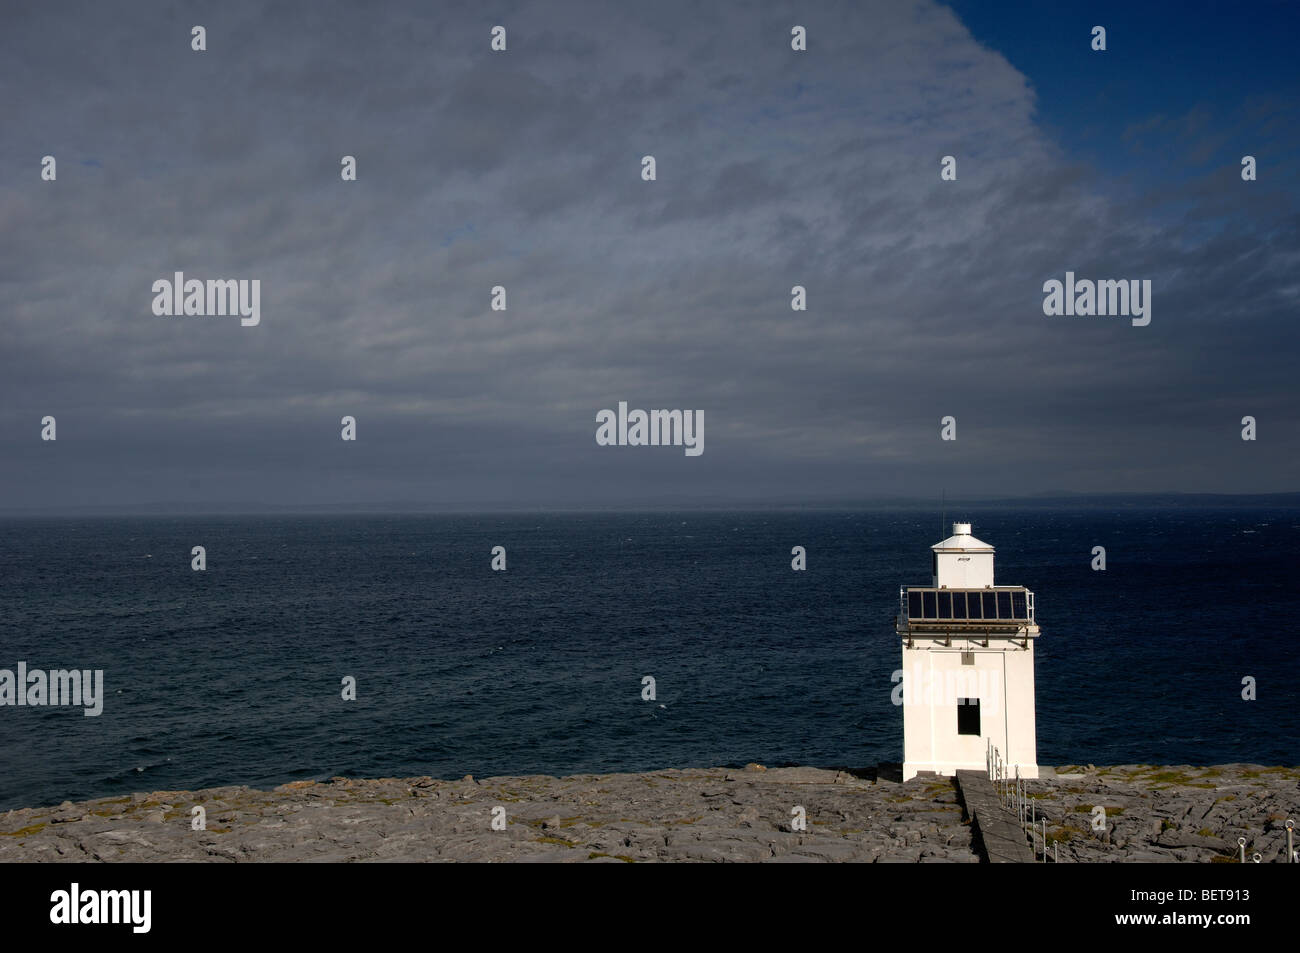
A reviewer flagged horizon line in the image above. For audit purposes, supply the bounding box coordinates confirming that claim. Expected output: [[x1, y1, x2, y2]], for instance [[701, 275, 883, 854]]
[[3, 490, 1300, 518]]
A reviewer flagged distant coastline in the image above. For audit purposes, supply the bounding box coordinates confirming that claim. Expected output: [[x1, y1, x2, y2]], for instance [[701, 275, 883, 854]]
[[3, 491, 1300, 517]]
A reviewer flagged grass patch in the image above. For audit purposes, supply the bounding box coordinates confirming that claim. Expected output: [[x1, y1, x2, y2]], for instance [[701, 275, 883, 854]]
[[1143, 771, 1195, 785], [1, 823, 47, 837], [588, 852, 635, 862], [536, 836, 576, 847]]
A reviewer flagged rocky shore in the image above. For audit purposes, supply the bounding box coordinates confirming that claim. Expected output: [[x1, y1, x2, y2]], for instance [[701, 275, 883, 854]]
[[1, 763, 1295, 862]]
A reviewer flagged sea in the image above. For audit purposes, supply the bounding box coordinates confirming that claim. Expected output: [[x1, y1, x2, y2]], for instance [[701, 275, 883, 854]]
[[1, 507, 1296, 811]]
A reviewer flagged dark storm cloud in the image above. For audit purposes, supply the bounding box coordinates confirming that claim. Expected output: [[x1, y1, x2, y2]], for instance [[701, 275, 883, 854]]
[[0, 0, 1296, 508]]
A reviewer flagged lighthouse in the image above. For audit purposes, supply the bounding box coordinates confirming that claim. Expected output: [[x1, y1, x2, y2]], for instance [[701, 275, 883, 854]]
[[896, 523, 1041, 781]]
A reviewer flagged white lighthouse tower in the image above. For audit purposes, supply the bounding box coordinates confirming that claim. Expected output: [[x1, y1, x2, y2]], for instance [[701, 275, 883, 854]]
[[896, 522, 1041, 781]]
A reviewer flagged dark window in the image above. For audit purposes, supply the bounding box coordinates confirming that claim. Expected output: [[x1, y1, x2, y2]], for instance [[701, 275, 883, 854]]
[[922, 591, 937, 619], [957, 698, 980, 735], [937, 591, 952, 618], [981, 592, 997, 618], [968, 592, 983, 619], [952, 591, 968, 619], [1012, 591, 1027, 619], [996, 591, 1012, 618], [908, 590, 923, 619]]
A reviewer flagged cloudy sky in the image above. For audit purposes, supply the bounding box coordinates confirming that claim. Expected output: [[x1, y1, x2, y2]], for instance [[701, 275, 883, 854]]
[[2, 0, 1297, 509]]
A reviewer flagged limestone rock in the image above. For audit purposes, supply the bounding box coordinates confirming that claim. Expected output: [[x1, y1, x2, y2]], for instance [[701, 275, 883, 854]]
[[1, 763, 1293, 863]]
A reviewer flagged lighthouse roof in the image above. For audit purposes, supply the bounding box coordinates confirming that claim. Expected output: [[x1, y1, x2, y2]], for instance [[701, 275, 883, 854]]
[[931, 521, 994, 552]]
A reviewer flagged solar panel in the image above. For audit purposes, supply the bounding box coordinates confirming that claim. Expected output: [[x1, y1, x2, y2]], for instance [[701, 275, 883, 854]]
[[904, 587, 1033, 625]]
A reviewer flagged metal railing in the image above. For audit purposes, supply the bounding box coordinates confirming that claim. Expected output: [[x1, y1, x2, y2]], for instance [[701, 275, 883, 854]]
[[988, 740, 1297, 864], [1237, 821, 1296, 863], [988, 740, 1056, 862]]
